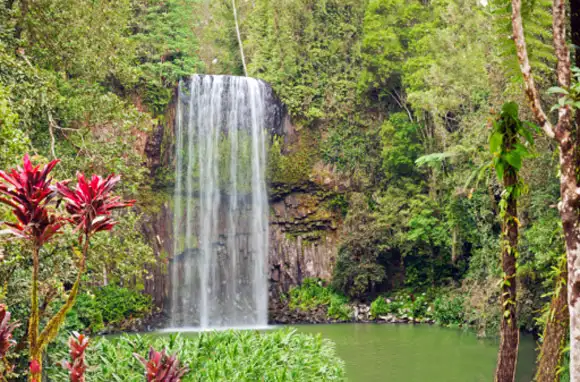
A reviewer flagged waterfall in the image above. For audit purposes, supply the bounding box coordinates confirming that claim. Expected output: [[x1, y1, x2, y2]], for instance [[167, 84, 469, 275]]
[[169, 75, 274, 329]]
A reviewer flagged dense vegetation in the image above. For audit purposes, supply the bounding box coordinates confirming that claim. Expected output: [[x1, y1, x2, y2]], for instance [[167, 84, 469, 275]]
[[218, 0, 562, 337], [47, 330, 345, 381], [1, 0, 579, 380]]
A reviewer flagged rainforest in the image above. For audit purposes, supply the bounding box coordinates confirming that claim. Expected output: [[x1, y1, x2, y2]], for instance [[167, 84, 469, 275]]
[[0, 0, 579, 381]]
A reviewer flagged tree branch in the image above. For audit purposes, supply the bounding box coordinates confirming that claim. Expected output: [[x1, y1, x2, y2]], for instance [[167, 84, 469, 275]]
[[511, 0, 555, 139], [232, 0, 248, 77]]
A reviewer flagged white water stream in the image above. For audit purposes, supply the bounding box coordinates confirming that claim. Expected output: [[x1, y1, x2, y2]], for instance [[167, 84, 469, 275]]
[[169, 75, 269, 329]]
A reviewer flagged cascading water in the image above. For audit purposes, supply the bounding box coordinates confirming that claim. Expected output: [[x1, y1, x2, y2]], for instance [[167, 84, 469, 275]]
[[169, 75, 279, 329]]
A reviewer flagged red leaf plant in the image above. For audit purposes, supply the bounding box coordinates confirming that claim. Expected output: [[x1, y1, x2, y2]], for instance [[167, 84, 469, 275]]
[[0, 155, 135, 381], [134, 347, 189, 382], [0, 154, 62, 245], [56, 173, 135, 240], [60, 332, 89, 382], [0, 155, 62, 381], [0, 304, 19, 381]]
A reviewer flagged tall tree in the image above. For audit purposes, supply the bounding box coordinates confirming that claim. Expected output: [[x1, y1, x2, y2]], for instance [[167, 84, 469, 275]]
[[490, 102, 533, 382], [510, 0, 580, 377]]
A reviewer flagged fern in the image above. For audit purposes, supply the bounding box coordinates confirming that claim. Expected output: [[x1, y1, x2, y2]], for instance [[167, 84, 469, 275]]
[[490, 0, 555, 84]]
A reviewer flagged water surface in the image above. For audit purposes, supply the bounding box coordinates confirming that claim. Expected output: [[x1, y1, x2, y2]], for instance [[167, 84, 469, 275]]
[[294, 324, 536, 382]]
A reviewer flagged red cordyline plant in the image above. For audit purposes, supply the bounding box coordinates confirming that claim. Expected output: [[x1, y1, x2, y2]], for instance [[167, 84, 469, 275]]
[[0, 155, 134, 381], [0, 305, 19, 381], [56, 173, 135, 241], [60, 332, 89, 382], [134, 347, 189, 382]]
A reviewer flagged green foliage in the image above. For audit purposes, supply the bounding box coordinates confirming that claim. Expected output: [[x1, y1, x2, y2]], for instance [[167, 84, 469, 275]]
[[92, 285, 152, 326], [0, 84, 29, 168], [490, 0, 555, 81], [548, 67, 580, 113], [432, 295, 465, 327], [369, 297, 390, 318], [359, 0, 427, 94], [489, 102, 535, 183], [268, 129, 319, 188], [288, 279, 352, 321], [131, 0, 203, 113], [47, 330, 346, 381], [332, 226, 392, 300], [63, 292, 105, 334], [244, 0, 366, 124], [56, 285, 153, 336]]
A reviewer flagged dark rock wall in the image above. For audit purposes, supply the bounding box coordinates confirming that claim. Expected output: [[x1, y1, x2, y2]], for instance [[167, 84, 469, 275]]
[[269, 191, 342, 296]]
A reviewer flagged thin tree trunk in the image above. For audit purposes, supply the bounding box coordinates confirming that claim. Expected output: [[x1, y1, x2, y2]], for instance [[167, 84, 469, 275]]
[[28, 245, 41, 382], [536, 259, 569, 382], [495, 139, 520, 382], [231, 0, 248, 76]]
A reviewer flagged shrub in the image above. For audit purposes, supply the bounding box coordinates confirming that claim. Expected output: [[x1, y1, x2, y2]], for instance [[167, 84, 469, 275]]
[[94, 285, 152, 325], [134, 347, 188, 382], [369, 297, 389, 319], [60, 332, 89, 382], [432, 295, 465, 327], [48, 329, 345, 381], [288, 279, 352, 321], [64, 293, 105, 333]]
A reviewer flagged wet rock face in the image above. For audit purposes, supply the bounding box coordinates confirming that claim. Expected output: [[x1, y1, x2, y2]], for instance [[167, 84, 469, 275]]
[[268, 191, 342, 296]]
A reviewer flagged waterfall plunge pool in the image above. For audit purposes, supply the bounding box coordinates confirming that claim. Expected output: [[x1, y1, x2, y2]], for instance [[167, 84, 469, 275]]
[[296, 324, 536, 381], [156, 323, 536, 381]]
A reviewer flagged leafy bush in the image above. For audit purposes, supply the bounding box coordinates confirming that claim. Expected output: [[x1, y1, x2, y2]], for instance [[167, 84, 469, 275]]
[[61, 285, 152, 335], [370, 297, 389, 318], [432, 295, 465, 327], [94, 285, 152, 326], [332, 224, 395, 300], [288, 278, 352, 321], [64, 293, 105, 333], [48, 329, 345, 381]]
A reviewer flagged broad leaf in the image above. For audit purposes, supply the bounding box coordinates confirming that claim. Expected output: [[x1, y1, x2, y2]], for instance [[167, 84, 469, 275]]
[[489, 132, 503, 154]]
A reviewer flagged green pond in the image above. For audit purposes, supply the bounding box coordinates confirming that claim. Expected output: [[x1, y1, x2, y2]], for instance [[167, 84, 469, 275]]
[[293, 324, 536, 382]]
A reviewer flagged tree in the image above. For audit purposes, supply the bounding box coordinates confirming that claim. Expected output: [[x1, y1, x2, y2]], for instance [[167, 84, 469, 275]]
[[510, 0, 580, 377], [489, 102, 533, 382], [0, 156, 134, 381]]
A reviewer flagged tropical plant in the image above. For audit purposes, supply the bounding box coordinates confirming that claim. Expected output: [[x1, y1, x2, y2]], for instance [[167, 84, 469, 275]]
[[48, 330, 345, 381], [288, 278, 352, 321], [61, 332, 89, 382], [0, 155, 134, 381], [488, 102, 534, 381], [134, 347, 189, 382], [0, 304, 18, 381]]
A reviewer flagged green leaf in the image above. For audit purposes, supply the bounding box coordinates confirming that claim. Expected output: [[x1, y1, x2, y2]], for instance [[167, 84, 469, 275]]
[[415, 152, 455, 168], [517, 126, 534, 145], [513, 143, 530, 157], [501, 102, 519, 118], [489, 132, 503, 154], [495, 160, 505, 181], [503, 151, 522, 170], [547, 86, 569, 95]]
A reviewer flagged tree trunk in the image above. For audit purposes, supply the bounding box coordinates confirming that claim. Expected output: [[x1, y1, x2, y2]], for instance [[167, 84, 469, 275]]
[[556, 128, 579, 380], [495, 152, 519, 382], [510, 0, 577, 375], [28, 245, 40, 382], [571, 0, 580, 69], [535, 259, 568, 382]]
